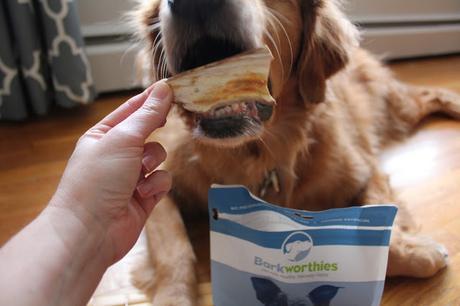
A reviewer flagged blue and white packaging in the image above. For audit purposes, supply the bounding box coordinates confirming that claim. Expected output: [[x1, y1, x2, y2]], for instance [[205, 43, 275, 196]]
[[208, 185, 398, 306]]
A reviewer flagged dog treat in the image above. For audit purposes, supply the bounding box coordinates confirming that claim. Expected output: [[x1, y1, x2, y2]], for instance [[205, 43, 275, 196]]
[[166, 46, 275, 113], [208, 185, 398, 306]]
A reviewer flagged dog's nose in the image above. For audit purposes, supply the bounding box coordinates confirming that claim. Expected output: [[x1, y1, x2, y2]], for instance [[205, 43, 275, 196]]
[[168, 0, 225, 22]]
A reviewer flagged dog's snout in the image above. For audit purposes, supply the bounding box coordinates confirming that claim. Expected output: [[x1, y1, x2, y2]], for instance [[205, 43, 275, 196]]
[[168, 0, 226, 22]]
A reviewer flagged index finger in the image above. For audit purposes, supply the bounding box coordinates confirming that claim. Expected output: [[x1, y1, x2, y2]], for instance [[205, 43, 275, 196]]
[[108, 81, 173, 144], [94, 84, 156, 132]]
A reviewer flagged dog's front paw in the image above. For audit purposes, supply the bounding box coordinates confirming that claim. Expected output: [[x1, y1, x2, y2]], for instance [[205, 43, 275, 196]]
[[388, 234, 448, 278], [152, 284, 197, 306]]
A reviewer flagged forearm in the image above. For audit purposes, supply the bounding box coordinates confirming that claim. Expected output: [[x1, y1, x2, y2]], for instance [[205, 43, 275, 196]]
[[0, 203, 111, 306]]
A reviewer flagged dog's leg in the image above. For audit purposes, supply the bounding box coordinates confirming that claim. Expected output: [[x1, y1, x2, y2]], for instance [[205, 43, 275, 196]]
[[387, 83, 460, 131], [410, 86, 460, 121], [356, 168, 448, 278], [132, 195, 197, 306]]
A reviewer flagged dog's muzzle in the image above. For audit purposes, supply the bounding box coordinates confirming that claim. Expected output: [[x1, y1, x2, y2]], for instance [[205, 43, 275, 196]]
[[165, 0, 273, 140]]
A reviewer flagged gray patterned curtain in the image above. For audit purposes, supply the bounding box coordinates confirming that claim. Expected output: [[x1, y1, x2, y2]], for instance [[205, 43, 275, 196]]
[[0, 0, 95, 121]]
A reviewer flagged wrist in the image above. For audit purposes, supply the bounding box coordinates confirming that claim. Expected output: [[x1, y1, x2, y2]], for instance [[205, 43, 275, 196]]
[[38, 205, 113, 305], [44, 197, 114, 267], [0, 203, 113, 306]]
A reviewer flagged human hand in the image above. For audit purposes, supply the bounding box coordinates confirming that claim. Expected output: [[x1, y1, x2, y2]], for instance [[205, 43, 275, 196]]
[[48, 81, 173, 264]]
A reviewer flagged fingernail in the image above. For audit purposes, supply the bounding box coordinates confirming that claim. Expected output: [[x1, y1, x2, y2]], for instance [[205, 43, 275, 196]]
[[148, 81, 170, 102], [145, 84, 155, 96], [137, 181, 154, 198], [142, 156, 156, 173]]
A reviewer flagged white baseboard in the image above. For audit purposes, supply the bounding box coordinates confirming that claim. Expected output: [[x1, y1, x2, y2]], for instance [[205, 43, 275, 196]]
[[85, 25, 460, 93], [347, 0, 460, 23], [85, 42, 142, 93], [362, 24, 460, 60]]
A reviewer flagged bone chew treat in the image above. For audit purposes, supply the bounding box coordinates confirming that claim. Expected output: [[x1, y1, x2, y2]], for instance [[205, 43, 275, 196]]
[[166, 46, 275, 113]]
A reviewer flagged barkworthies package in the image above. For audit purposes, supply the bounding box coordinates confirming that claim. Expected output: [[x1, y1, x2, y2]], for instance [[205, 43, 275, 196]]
[[208, 185, 398, 306]]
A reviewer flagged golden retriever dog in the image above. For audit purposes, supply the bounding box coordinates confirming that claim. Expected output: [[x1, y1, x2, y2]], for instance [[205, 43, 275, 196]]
[[130, 0, 460, 305]]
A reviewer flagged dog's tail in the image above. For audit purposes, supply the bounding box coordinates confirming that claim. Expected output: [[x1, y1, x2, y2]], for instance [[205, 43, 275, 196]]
[[383, 81, 460, 140]]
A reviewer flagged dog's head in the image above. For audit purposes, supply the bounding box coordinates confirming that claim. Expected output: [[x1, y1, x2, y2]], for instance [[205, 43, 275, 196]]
[[133, 0, 358, 147]]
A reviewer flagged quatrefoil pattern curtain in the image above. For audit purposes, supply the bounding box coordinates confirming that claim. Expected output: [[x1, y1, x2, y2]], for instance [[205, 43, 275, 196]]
[[0, 0, 95, 121]]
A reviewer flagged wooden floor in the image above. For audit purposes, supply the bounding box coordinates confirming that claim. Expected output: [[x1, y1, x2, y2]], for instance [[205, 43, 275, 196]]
[[1, 55, 460, 306]]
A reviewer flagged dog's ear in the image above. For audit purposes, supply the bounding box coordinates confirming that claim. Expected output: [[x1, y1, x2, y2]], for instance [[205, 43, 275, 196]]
[[129, 0, 163, 83], [297, 0, 359, 103], [251, 277, 289, 306]]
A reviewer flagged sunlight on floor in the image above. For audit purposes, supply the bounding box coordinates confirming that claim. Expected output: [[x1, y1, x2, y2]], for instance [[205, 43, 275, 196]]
[[381, 139, 440, 189]]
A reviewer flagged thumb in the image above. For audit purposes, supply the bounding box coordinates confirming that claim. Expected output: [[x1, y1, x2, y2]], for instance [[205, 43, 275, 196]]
[[109, 81, 172, 144]]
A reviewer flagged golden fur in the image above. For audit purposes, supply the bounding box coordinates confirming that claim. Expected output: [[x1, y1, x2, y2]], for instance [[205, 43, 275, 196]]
[[130, 0, 460, 305]]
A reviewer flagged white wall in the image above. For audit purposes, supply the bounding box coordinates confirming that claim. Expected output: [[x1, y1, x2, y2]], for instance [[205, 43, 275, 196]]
[[77, 1, 460, 93], [346, 0, 460, 60]]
